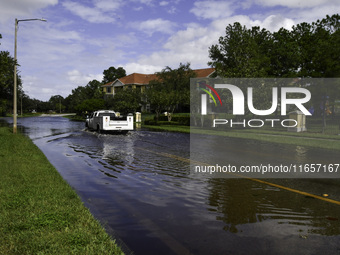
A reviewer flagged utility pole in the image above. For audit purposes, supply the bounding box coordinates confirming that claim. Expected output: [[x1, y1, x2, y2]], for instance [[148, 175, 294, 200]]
[[13, 18, 46, 133]]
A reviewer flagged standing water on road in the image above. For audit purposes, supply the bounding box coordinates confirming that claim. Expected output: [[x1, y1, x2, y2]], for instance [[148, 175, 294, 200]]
[[5, 116, 340, 255]]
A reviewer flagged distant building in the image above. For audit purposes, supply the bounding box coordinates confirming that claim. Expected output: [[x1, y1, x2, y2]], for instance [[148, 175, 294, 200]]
[[102, 67, 215, 96]]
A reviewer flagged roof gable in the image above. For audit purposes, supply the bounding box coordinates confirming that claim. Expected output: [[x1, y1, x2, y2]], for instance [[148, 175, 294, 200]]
[[193, 68, 215, 78], [102, 81, 113, 87]]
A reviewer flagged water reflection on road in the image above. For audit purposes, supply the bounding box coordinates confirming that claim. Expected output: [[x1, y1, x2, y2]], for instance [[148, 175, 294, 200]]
[[6, 117, 340, 255]]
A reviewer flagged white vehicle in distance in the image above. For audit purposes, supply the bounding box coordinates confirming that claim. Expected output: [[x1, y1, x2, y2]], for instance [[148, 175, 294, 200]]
[[86, 110, 133, 133]]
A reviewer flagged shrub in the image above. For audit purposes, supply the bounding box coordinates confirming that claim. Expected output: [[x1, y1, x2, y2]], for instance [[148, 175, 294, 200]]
[[153, 115, 190, 126]]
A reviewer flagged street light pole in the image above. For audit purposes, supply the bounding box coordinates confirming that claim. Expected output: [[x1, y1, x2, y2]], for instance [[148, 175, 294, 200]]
[[13, 18, 46, 134], [13, 18, 18, 134]]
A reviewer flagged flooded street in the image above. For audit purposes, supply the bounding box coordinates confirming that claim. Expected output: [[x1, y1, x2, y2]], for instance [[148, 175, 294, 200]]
[[4, 117, 340, 254]]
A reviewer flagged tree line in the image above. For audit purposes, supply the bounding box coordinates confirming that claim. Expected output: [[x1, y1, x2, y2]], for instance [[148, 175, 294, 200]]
[[209, 14, 340, 78], [0, 51, 128, 116], [208, 14, 340, 119], [0, 43, 195, 116], [0, 45, 196, 117], [65, 63, 196, 118], [0, 14, 339, 118]]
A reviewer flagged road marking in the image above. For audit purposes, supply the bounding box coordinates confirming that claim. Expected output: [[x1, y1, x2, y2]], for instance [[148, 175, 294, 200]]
[[141, 148, 340, 206], [246, 178, 340, 206]]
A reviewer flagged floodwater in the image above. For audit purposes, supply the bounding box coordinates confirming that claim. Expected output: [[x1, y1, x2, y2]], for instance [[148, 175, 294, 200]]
[[3, 117, 340, 255]]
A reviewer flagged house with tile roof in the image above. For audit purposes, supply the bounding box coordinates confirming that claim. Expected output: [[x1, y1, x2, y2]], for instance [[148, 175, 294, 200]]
[[102, 67, 215, 96]]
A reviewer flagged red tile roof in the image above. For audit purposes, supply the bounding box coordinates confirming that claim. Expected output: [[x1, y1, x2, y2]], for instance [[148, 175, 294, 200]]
[[102, 67, 215, 87], [119, 73, 158, 85], [102, 81, 113, 87], [120, 68, 215, 85], [193, 67, 215, 78]]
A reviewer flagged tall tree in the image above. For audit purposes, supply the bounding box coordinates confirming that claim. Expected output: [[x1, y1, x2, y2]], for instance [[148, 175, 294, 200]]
[[147, 63, 196, 121], [208, 14, 340, 132], [0, 51, 22, 115], [49, 95, 65, 113], [208, 23, 271, 78], [292, 20, 336, 78], [102, 66, 126, 84], [145, 83, 167, 120], [65, 86, 87, 112], [75, 98, 105, 115], [208, 14, 340, 78], [65, 79, 103, 112], [85, 79, 104, 99], [105, 88, 142, 114], [270, 28, 300, 77]]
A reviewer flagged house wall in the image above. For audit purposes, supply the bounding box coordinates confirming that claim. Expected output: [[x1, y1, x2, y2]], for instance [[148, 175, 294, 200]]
[[103, 84, 146, 95], [103, 86, 113, 94]]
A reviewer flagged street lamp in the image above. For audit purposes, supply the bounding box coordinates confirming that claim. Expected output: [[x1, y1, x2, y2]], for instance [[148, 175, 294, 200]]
[[13, 18, 46, 134]]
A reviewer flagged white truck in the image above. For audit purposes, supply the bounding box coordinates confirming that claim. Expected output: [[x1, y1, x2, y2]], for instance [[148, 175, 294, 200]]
[[86, 110, 133, 133]]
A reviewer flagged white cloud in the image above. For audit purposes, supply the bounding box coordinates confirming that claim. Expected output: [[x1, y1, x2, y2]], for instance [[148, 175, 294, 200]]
[[254, 0, 338, 8], [286, 4, 340, 24], [0, 0, 57, 23], [164, 24, 209, 51], [167, 6, 178, 14], [159, 1, 169, 6], [131, 18, 177, 36], [23, 75, 66, 100], [67, 69, 103, 86], [159, 0, 178, 14], [131, 0, 154, 6], [62, 1, 116, 23], [16, 22, 83, 65], [258, 15, 295, 31], [211, 14, 295, 32], [128, 23, 216, 70], [134, 6, 144, 11], [123, 62, 163, 74], [126, 12, 300, 73], [11, 21, 108, 100], [190, 1, 237, 19], [94, 0, 124, 11]]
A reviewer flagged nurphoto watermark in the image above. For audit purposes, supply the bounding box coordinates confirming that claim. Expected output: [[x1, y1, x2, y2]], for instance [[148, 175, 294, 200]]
[[190, 78, 340, 178]]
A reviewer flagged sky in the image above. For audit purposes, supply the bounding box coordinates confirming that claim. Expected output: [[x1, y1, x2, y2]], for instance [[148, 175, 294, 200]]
[[0, 0, 339, 101]]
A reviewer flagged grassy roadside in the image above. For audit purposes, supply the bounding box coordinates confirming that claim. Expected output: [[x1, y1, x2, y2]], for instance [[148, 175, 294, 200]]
[[142, 124, 340, 151], [0, 127, 123, 254]]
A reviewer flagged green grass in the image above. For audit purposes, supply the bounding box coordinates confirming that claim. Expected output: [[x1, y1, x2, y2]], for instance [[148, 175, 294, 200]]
[[0, 127, 124, 255], [190, 127, 340, 151], [143, 125, 191, 133], [143, 121, 340, 151]]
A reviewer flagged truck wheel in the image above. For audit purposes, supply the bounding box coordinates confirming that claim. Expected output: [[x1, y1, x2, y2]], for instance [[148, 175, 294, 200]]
[[97, 124, 101, 134]]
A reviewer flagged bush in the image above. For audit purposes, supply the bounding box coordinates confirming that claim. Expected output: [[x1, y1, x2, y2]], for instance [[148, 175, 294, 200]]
[[144, 119, 158, 125], [144, 119, 181, 126], [174, 116, 190, 126], [155, 115, 168, 121], [75, 99, 105, 115], [157, 121, 180, 126], [153, 115, 190, 126]]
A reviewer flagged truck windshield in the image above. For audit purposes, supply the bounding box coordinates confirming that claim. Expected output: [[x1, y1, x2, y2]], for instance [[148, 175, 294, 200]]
[[98, 112, 115, 118]]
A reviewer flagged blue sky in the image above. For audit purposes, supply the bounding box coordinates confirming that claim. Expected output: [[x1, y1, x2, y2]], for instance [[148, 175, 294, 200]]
[[0, 0, 339, 101]]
